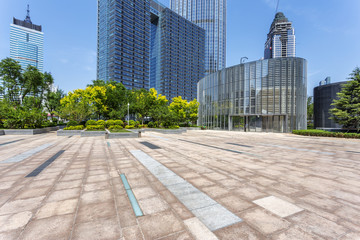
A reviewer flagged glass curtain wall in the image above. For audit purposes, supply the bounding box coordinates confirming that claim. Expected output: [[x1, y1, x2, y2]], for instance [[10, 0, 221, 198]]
[[198, 57, 307, 132]]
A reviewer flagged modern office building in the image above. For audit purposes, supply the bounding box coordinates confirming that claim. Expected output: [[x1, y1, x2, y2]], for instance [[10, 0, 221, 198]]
[[314, 81, 348, 129], [264, 12, 295, 59], [97, 0, 205, 100], [170, 0, 226, 75], [150, 1, 205, 100], [10, 5, 44, 72], [197, 57, 307, 132]]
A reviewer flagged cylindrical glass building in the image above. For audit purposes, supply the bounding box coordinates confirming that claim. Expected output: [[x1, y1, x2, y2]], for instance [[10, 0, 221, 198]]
[[197, 57, 307, 132]]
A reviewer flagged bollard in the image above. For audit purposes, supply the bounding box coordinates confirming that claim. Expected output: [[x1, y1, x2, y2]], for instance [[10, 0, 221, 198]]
[[138, 131, 141, 138]]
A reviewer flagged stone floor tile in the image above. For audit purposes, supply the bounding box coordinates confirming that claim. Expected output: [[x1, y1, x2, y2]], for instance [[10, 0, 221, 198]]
[[340, 232, 360, 240], [253, 196, 303, 217], [54, 179, 83, 190], [72, 217, 120, 240], [76, 201, 117, 223], [217, 195, 254, 213], [184, 217, 218, 240], [60, 173, 84, 181], [138, 196, 169, 215], [36, 199, 78, 219], [188, 178, 215, 188], [117, 206, 137, 228], [157, 231, 193, 240], [0, 196, 45, 215], [47, 188, 81, 202], [14, 187, 49, 200], [86, 174, 109, 183], [233, 186, 267, 200], [202, 186, 229, 198], [289, 212, 348, 239], [170, 202, 194, 220], [271, 226, 324, 240], [20, 214, 73, 240], [80, 189, 112, 205], [0, 211, 32, 232], [132, 187, 157, 200], [214, 222, 264, 240], [241, 208, 291, 235], [122, 225, 144, 240], [138, 211, 184, 239], [83, 181, 110, 192]]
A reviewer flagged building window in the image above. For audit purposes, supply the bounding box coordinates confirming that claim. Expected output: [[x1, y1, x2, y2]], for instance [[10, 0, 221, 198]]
[[26, 33, 29, 42]]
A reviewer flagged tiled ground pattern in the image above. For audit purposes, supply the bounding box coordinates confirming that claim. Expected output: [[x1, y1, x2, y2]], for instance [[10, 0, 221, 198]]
[[0, 131, 359, 239]]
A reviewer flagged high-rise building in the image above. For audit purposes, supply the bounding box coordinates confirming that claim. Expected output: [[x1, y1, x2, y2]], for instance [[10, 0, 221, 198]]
[[170, 0, 226, 75], [150, 0, 205, 100], [264, 12, 295, 59], [97, 0, 205, 100], [10, 5, 44, 72]]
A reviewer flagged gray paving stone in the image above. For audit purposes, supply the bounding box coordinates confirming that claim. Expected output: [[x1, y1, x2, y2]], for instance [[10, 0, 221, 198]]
[[253, 196, 303, 217]]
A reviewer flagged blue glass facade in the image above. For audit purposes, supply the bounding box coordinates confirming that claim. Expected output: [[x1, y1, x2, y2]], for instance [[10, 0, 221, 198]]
[[198, 58, 307, 132], [170, 0, 226, 75], [10, 17, 44, 72], [98, 0, 205, 100], [150, 1, 205, 100], [97, 0, 151, 89]]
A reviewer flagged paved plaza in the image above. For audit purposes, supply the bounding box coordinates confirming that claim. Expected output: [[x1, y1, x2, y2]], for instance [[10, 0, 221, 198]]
[[0, 130, 360, 239]]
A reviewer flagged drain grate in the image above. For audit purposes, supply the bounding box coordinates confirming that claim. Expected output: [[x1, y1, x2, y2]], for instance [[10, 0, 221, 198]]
[[0, 139, 24, 147], [140, 141, 160, 149], [26, 150, 65, 177]]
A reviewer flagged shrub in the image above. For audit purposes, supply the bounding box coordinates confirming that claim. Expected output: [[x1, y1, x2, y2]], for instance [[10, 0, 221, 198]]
[[147, 121, 154, 128], [86, 125, 105, 131], [129, 120, 135, 126], [85, 120, 97, 126], [108, 125, 123, 130], [114, 120, 124, 126], [106, 120, 116, 128], [201, 126, 207, 130], [167, 125, 180, 129], [96, 120, 105, 126], [64, 125, 84, 130], [67, 120, 78, 127], [125, 125, 135, 129], [292, 130, 360, 139]]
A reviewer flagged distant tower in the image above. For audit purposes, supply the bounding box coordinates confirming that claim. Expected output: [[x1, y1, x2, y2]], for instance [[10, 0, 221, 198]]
[[10, 5, 44, 72], [264, 12, 295, 59], [170, 0, 226, 75]]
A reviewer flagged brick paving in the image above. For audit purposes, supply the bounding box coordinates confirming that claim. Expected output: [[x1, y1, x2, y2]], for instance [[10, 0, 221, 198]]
[[0, 131, 359, 239]]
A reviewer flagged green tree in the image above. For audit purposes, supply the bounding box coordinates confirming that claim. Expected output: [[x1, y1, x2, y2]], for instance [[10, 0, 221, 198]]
[[0, 58, 22, 103], [59, 89, 94, 122], [330, 67, 360, 130], [187, 98, 200, 125], [44, 89, 65, 119]]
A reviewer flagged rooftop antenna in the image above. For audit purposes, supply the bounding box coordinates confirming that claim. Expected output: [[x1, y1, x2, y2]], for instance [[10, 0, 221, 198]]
[[24, 4, 32, 23], [275, 0, 280, 13]]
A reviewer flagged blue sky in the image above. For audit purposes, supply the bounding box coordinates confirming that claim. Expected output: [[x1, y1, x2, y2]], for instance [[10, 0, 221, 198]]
[[0, 0, 359, 96]]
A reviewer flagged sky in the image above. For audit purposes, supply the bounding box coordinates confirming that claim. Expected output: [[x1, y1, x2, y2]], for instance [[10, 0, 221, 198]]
[[0, 0, 359, 97]]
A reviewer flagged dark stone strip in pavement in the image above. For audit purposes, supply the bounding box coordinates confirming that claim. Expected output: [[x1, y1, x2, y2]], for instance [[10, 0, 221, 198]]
[[0, 139, 25, 146], [26, 150, 65, 177]]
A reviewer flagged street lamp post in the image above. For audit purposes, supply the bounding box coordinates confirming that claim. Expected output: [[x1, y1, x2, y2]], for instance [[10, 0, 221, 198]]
[[127, 103, 130, 126]]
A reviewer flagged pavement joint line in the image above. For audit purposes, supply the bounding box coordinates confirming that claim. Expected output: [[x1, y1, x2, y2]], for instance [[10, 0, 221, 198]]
[[260, 143, 335, 155], [0, 138, 25, 146], [119, 172, 144, 217], [130, 150, 242, 231], [25, 150, 65, 177], [177, 139, 261, 158], [0, 143, 54, 163]]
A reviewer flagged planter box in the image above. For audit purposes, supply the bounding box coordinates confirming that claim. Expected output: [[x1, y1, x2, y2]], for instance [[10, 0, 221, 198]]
[[0, 130, 4, 136], [143, 128, 186, 134], [106, 129, 139, 139], [57, 129, 84, 136], [81, 130, 107, 137], [4, 126, 59, 135]]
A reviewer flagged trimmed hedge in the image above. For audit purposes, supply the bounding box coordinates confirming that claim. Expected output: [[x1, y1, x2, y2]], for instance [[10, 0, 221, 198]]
[[85, 120, 97, 126], [64, 125, 84, 130], [86, 125, 105, 131], [108, 125, 123, 130], [292, 130, 360, 139], [66, 120, 79, 127]]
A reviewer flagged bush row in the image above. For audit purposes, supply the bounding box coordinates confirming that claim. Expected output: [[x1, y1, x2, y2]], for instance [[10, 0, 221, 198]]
[[64, 125, 84, 130], [292, 130, 360, 139], [86, 125, 105, 131]]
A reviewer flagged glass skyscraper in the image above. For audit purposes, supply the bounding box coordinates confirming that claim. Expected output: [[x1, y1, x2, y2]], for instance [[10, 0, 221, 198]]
[[10, 6, 44, 72], [97, 0, 150, 89], [264, 12, 295, 59], [97, 0, 205, 100], [150, 0, 205, 100], [170, 0, 226, 75]]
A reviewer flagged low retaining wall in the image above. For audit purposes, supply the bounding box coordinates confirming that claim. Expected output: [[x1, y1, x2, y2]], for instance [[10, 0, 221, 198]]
[[0, 130, 4, 136], [106, 130, 139, 139], [81, 130, 107, 137], [144, 128, 187, 134], [4, 126, 59, 135], [57, 129, 84, 136]]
